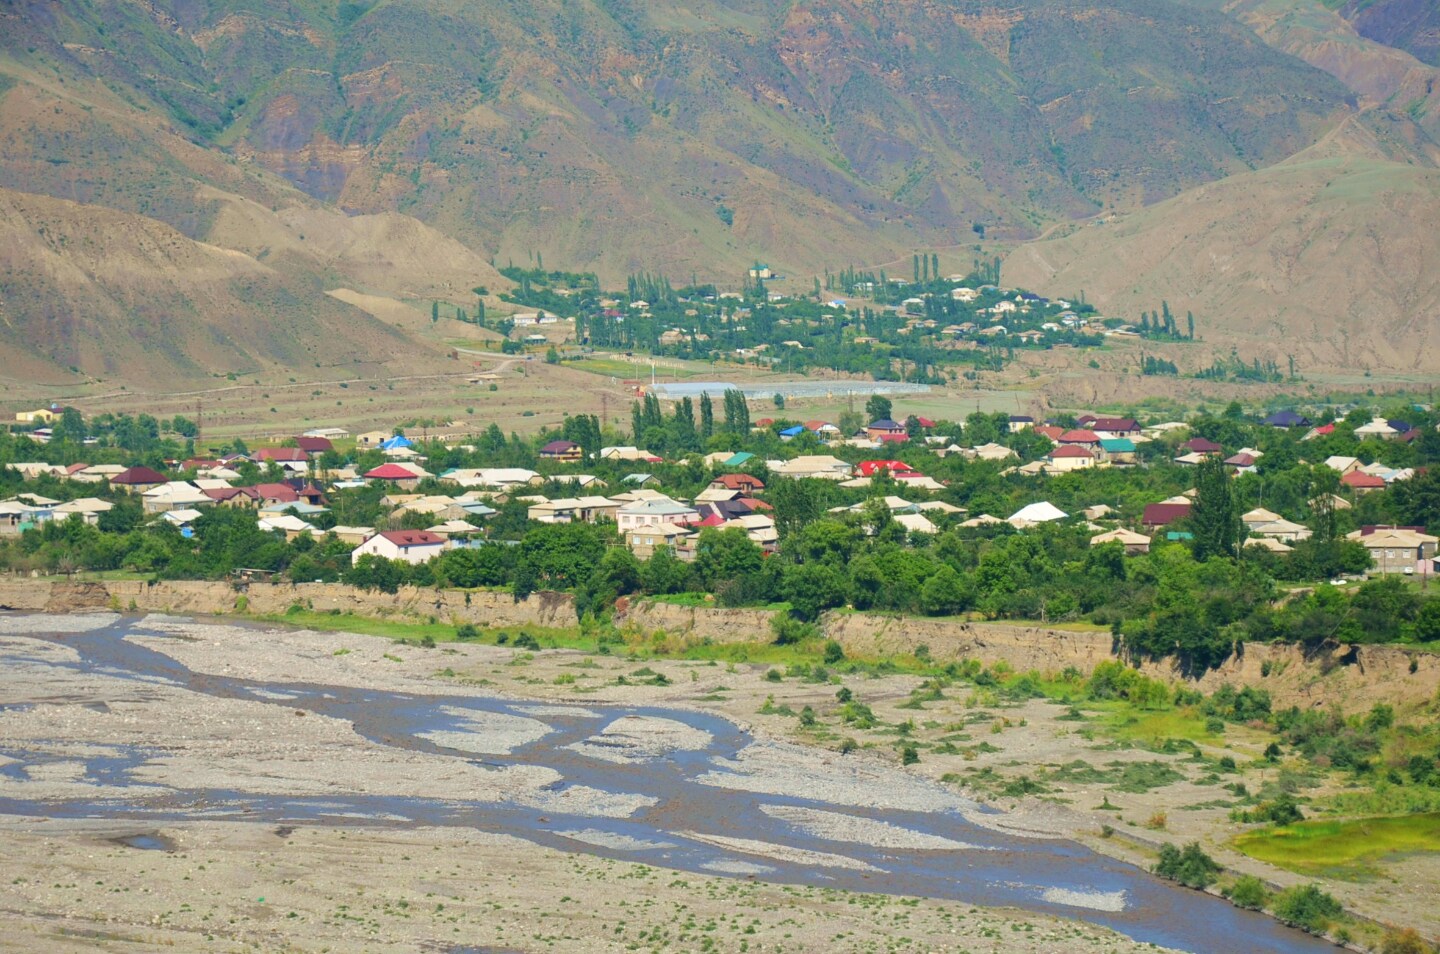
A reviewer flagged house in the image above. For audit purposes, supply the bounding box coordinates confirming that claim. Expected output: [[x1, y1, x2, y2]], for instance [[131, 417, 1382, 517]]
[[778, 425, 806, 440], [52, 497, 112, 525], [600, 446, 660, 462], [1058, 429, 1101, 448], [295, 436, 334, 456], [804, 420, 841, 437], [0, 501, 38, 534], [969, 442, 1018, 462], [1181, 437, 1223, 455], [351, 530, 446, 566], [616, 498, 699, 533], [427, 519, 483, 539], [624, 473, 661, 488], [527, 498, 582, 524], [356, 430, 391, 448], [1340, 470, 1386, 494], [1173, 452, 1212, 467], [710, 473, 765, 494], [771, 455, 852, 480], [626, 522, 695, 559], [1008, 415, 1034, 433], [258, 513, 316, 541], [1045, 445, 1097, 472], [1249, 519, 1311, 543], [141, 482, 213, 514], [1346, 526, 1439, 575], [302, 427, 350, 440], [865, 419, 907, 441], [312, 525, 374, 546], [1142, 502, 1192, 528], [1097, 438, 1137, 464], [14, 407, 57, 424], [439, 467, 541, 490], [109, 466, 169, 493], [538, 440, 583, 463], [1224, 452, 1259, 473], [1090, 528, 1152, 555], [1089, 417, 1142, 438], [856, 460, 915, 478], [550, 474, 607, 490], [364, 463, 426, 489], [893, 512, 938, 535], [1323, 456, 1363, 475], [1008, 502, 1067, 527], [1354, 418, 1399, 441], [252, 447, 309, 468], [1264, 411, 1311, 429], [1241, 508, 1283, 530], [1245, 537, 1294, 554]]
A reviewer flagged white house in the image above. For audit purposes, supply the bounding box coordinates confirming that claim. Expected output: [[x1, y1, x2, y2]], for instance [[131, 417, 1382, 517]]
[[351, 529, 447, 566]]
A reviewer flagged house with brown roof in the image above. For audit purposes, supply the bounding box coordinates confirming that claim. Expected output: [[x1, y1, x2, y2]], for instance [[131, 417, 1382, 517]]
[[538, 440, 583, 463], [1142, 502, 1192, 529], [109, 466, 169, 493], [710, 473, 765, 494], [295, 436, 334, 456], [1346, 526, 1438, 575]]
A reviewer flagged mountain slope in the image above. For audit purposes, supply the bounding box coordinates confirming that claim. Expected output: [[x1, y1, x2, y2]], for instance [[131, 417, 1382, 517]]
[[0, 187, 450, 384], [1003, 126, 1440, 373], [0, 0, 1357, 280]]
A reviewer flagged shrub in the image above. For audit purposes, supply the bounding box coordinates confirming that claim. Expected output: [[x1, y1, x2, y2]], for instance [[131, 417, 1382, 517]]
[[765, 668, 782, 682], [1154, 842, 1221, 889], [799, 705, 816, 727], [1226, 875, 1269, 911], [838, 737, 858, 755], [1271, 884, 1342, 934], [1381, 927, 1434, 954], [512, 633, 541, 651], [456, 623, 479, 640], [823, 639, 845, 664], [900, 744, 919, 765]]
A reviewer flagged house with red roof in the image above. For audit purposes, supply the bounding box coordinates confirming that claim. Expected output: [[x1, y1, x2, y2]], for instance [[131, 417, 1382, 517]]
[[913, 416, 937, 429], [1046, 445, 1097, 472], [1034, 424, 1066, 442], [351, 530, 446, 566], [857, 460, 915, 477], [364, 463, 425, 489], [1058, 429, 1101, 448], [1340, 470, 1387, 494]]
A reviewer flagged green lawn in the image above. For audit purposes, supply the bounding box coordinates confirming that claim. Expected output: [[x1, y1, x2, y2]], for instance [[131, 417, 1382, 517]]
[[1234, 813, 1440, 880]]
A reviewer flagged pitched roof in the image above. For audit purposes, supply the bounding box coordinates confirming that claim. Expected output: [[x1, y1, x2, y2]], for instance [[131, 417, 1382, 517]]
[[1182, 437, 1223, 452], [711, 473, 765, 490], [365, 463, 423, 480], [867, 418, 904, 430], [1058, 429, 1100, 443], [1264, 410, 1311, 428], [295, 436, 333, 453], [539, 440, 581, 454], [1340, 470, 1386, 489], [111, 465, 168, 485], [1048, 445, 1095, 459], [1090, 417, 1139, 432], [1142, 502, 1192, 526], [857, 460, 915, 476], [1099, 438, 1135, 452]]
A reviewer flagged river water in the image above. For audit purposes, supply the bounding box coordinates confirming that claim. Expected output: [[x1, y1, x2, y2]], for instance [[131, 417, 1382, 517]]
[[0, 614, 1336, 954]]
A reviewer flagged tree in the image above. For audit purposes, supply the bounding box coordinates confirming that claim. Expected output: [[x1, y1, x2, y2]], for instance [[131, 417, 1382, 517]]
[[1154, 842, 1220, 889], [1186, 311, 1195, 340], [865, 394, 893, 422], [699, 393, 715, 440], [545, 346, 560, 364], [1190, 457, 1241, 560], [55, 407, 87, 444], [431, 301, 439, 323], [783, 561, 850, 620], [919, 566, 971, 616]]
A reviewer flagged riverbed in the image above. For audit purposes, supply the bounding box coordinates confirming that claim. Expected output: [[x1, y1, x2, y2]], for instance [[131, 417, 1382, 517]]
[[0, 613, 1336, 953]]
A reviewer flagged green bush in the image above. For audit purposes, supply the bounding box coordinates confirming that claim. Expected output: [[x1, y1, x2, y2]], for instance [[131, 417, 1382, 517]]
[[823, 639, 845, 664], [1154, 842, 1221, 889], [456, 623, 479, 640], [1226, 875, 1269, 911], [512, 633, 541, 651], [1271, 884, 1342, 934]]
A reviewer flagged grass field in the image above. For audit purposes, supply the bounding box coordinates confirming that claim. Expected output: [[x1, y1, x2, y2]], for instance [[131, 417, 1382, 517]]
[[1233, 813, 1440, 880]]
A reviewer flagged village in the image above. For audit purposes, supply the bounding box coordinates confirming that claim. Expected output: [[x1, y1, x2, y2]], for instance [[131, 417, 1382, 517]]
[[3, 394, 1437, 595]]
